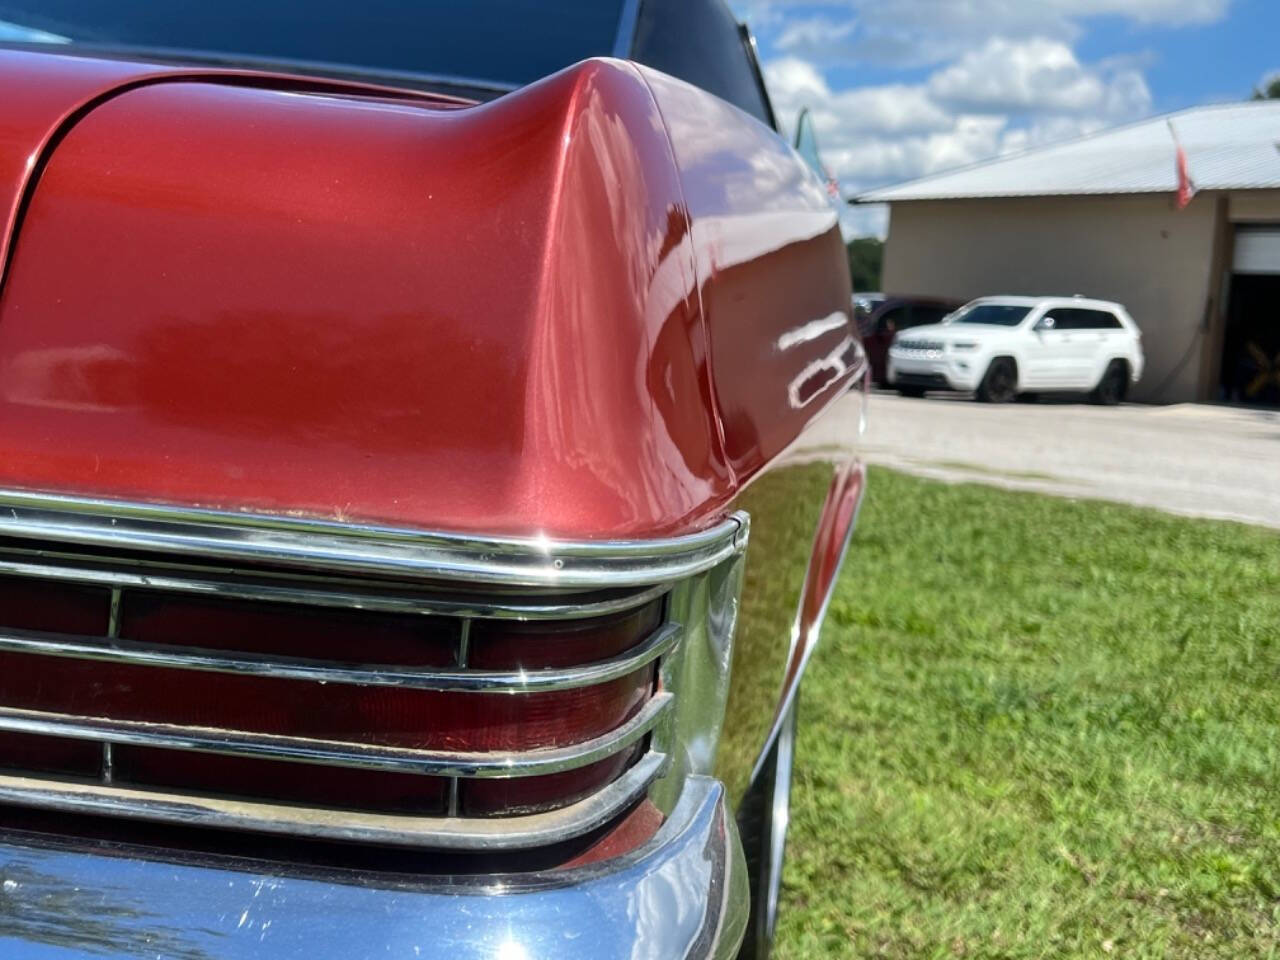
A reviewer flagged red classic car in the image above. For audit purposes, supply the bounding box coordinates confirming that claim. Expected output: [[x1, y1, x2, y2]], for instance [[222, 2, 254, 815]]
[[0, 2, 866, 958]]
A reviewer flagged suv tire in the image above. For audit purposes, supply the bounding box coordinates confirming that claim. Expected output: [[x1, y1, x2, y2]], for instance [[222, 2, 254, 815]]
[[976, 358, 1018, 403], [1090, 360, 1128, 405]]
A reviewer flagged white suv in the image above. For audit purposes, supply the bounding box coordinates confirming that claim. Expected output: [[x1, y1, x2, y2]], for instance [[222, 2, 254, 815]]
[[886, 296, 1145, 404]]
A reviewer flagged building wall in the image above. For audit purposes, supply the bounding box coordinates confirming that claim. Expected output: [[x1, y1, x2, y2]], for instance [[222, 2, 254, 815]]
[[1229, 191, 1280, 223], [880, 194, 1221, 402]]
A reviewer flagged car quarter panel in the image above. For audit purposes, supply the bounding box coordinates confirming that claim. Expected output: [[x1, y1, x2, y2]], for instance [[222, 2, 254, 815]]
[[640, 67, 865, 802], [0, 53, 728, 540]]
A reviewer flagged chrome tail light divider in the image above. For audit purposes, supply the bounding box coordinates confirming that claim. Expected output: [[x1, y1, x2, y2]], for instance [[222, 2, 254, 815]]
[[0, 694, 672, 779], [0, 753, 670, 851], [0, 621, 683, 692]]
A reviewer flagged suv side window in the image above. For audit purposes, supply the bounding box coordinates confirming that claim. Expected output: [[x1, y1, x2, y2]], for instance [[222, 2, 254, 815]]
[[911, 306, 951, 327], [631, 0, 773, 126], [1051, 308, 1123, 331], [1083, 309, 1124, 330], [1045, 308, 1078, 330]]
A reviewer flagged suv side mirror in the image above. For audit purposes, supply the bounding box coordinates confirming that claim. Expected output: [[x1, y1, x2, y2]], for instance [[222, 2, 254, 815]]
[[1036, 316, 1056, 331]]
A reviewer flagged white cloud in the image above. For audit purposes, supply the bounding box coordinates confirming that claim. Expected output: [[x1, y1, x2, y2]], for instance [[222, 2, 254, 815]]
[[928, 38, 1151, 117], [742, 0, 1229, 67], [767, 56, 953, 137]]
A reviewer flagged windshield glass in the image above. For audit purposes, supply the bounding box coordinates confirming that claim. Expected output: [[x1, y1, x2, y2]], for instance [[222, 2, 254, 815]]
[[0, 1, 626, 89], [951, 303, 1033, 327]]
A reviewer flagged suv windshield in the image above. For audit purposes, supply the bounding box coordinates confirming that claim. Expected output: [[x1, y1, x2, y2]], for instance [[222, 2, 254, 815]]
[[0, 1, 626, 90], [951, 304, 1033, 327]]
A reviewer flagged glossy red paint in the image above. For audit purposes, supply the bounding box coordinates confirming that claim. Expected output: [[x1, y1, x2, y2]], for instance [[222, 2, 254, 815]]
[[0, 50, 467, 287], [0, 50, 721, 539], [639, 67, 857, 479], [0, 51, 155, 280], [0, 48, 860, 542]]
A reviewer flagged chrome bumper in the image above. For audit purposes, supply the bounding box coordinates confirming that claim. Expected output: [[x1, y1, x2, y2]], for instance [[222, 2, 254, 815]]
[[0, 776, 747, 959]]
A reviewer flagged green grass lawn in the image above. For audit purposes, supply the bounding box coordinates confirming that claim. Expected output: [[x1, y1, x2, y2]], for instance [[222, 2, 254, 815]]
[[776, 468, 1280, 959]]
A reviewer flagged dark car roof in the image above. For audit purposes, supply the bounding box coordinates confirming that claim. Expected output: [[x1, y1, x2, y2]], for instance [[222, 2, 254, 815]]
[[879, 294, 963, 306]]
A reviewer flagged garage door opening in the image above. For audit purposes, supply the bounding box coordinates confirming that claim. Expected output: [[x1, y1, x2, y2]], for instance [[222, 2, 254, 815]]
[[1220, 226, 1280, 406]]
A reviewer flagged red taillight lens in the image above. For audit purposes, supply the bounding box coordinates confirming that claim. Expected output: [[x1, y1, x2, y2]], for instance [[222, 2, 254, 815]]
[[122, 591, 456, 665], [469, 601, 662, 668], [0, 651, 652, 751], [0, 575, 108, 634], [461, 747, 642, 817], [113, 745, 450, 814], [0, 730, 101, 777], [0, 571, 664, 819]]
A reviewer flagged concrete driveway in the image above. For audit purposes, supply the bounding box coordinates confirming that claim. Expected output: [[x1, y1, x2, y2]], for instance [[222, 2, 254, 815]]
[[862, 393, 1280, 530]]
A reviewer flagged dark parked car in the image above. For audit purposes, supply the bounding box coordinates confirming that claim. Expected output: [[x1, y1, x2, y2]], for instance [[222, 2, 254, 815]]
[[855, 293, 963, 384], [0, 2, 865, 959]]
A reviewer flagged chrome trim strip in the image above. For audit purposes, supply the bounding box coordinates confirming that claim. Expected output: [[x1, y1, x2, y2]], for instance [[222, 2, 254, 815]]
[[0, 622, 681, 692], [0, 550, 671, 620], [762, 699, 797, 948], [649, 540, 746, 817], [748, 463, 865, 787], [0, 752, 668, 851], [0, 693, 671, 778], [0, 490, 747, 589]]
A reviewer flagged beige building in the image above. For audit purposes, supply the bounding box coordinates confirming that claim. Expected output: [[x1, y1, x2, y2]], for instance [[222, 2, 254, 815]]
[[857, 102, 1280, 404]]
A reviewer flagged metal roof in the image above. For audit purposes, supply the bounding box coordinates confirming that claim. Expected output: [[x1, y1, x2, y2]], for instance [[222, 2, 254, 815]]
[[856, 101, 1280, 203]]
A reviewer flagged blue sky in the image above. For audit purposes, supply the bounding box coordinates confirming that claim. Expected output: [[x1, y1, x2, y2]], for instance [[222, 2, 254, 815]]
[[728, 0, 1279, 235]]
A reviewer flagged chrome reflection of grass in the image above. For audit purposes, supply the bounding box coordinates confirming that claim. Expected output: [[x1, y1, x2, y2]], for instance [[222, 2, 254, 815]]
[[777, 468, 1280, 960], [716, 460, 836, 805]]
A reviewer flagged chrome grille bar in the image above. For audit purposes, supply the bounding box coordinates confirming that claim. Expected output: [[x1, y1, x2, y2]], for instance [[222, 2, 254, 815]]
[[0, 622, 679, 692], [0, 693, 671, 778], [0, 752, 669, 851], [0, 552, 670, 620]]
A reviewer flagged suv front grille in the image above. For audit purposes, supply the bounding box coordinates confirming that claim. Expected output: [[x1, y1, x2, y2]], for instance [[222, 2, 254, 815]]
[[894, 338, 945, 354]]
